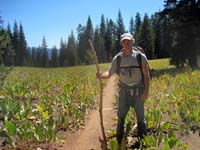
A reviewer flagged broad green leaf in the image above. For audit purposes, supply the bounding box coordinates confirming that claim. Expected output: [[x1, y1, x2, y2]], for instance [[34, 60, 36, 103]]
[[5, 120, 17, 136]]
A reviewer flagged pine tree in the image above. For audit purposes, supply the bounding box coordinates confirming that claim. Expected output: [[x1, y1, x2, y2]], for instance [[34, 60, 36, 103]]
[[50, 46, 58, 67], [66, 31, 78, 66], [36, 47, 42, 67], [84, 16, 94, 64], [94, 26, 105, 63], [85, 16, 94, 40], [6, 23, 15, 65], [99, 14, 106, 62], [59, 38, 66, 66], [134, 13, 142, 45], [18, 22, 28, 66], [41, 36, 49, 67], [0, 23, 14, 66], [161, 0, 200, 68], [100, 14, 106, 38], [160, 15, 172, 58], [140, 13, 153, 59], [105, 19, 114, 61], [0, 29, 9, 65], [13, 20, 19, 66], [129, 17, 134, 36], [115, 10, 125, 54], [31, 47, 37, 66], [151, 13, 161, 59], [26, 47, 32, 66], [111, 21, 117, 57], [76, 24, 86, 64]]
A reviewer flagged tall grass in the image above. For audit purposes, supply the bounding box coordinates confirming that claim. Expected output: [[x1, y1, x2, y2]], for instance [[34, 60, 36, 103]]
[[0, 65, 108, 148], [109, 59, 200, 150]]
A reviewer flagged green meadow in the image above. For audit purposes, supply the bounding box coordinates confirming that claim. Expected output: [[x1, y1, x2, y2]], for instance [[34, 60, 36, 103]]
[[109, 59, 200, 150], [0, 59, 199, 149]]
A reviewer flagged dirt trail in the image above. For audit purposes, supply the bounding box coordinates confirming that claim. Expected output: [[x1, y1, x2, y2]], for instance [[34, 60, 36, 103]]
[[56, 76, 117, 150]]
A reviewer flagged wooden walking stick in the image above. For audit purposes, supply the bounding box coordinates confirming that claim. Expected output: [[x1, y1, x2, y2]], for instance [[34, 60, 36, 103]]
[[88, 39, 108, 150]]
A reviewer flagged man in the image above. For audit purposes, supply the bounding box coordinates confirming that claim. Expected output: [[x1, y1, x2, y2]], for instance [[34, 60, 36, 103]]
[[96, 33, 150, 148]]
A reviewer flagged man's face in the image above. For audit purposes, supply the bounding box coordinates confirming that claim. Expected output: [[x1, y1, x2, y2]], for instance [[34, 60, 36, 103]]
[[121, 39, 133, 49]]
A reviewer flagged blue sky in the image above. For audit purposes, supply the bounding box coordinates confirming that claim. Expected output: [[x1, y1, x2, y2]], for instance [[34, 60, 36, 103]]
[[1, 0, 164, 48]]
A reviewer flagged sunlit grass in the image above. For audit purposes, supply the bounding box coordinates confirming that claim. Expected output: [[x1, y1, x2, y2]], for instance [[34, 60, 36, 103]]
[[0, 65, 109, 148], [108, 58, 200, 150], [149, 58, 175, 70], [1, 58, 199, 149]]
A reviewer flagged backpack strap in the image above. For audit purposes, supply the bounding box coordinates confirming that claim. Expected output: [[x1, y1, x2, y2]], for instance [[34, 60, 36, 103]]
[[136, 52, 142, 68], [136, 52, 144, 83], [116, 55, 122, 75]]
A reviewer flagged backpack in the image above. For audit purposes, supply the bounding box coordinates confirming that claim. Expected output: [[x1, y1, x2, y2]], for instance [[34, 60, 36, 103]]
[[116, 51, 143, 79], [116, 47, 151, 85]]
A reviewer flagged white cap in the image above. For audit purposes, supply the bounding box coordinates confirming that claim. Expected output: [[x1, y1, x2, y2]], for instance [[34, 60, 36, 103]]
[[120, 33, 135, 43]]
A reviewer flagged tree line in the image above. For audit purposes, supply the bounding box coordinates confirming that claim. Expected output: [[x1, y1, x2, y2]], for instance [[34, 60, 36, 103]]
[[0, 0, 200, 68]]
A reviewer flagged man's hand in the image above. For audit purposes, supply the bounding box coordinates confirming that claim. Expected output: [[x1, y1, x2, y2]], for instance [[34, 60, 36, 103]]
[[96, 71, 112, 79], [96, 72, 102, 79], [140, 90, 148, 101]]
